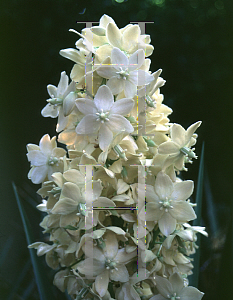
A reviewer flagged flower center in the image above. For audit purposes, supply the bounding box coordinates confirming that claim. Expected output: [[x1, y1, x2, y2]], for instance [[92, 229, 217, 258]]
[[168, 293, 181, 299], [116, 67, 129, 80], [47, 156, 59, 166], [105, 258, 118, 271], [47, 97, 63, 106], [180, 146, 197, 159], [145, 95, 156, 108], [77, 203, 87, 216], [96, 109, 110, 123], [159, 197, 173, 212]]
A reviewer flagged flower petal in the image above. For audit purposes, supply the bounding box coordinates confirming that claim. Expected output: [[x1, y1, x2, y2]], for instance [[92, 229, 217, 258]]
[[61, 182, 82, 203], [171, 180, 194, 201], [30, 166, 48, 184], [144, 202, 163, 221], [111, 47, 128, 66], [109, 264, 129, 282], [179, 286, 204, 300], [47, 84, 57, 98], [114, 248, 137, 263], [83, 241, 105, 261], [63, 92, 76, 116], [169, 272, 184, 295], [76, 114, 100, 134], [106, 23, 122, 49], [111, 98, 134, 115], [75, 98, 97, 115], [103, 231, 118, 259], [122, 25, 140, 54], [185, 121, 202, 145], [107, 76, 124, 95], [158, 141, 180, 155], [27, 150, 47, 166], [107, 115, 134, 133], [93, 197, 116, 209], [57, 71, 68, 96], [154, 172, 173, 200], [77, 258, 105, 276], [171, 124, 186, 147], [94, 85, 114, 112], [41, 103, 59, 118], [98, 124, 113, 151], [128, 49, 144, 71], [169, 201, 196, 222], [154, 276, 173, 298], [159, 212, 176, 236], [95, 270, 110, 297], [124, 80, 137, 98], [51, 198, 78, 214], [137, 70, 154, 86], [39, 134, 56, 155]]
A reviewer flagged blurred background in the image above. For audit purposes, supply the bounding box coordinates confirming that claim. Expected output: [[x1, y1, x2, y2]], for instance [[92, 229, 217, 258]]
[[1, 0, 232, 299]]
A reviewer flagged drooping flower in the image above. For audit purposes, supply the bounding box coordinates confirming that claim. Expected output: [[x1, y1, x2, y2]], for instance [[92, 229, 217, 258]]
[[26, 134, 66, 184], [41, 71, 76, 132], [75, 85, 134, 151], [158, 121, 201, 171]]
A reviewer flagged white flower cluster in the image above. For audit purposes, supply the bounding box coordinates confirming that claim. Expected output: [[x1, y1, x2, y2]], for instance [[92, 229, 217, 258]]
[[27, 15, 207, 300]]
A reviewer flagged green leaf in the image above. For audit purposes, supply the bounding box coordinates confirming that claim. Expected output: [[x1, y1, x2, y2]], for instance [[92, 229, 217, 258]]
[[12, 182, 54, 300], [189, 141, 205, 288]]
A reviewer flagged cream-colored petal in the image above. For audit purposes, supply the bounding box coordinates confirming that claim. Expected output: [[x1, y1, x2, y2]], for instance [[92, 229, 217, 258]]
[[158, 212, 176, 236], [158, 141, 180, 155], [185, 121, 202, 145], [95, 270, 110, 297], [57, 71, 68, 96], [103, 231, 119, 260], [111, 98, 134, 115], [75, 98, 97, 115], [60, 182, 82, 202], [98, 124, 113, 151], [77, 258, 105, 276], [30, 165, 48, 184], [39, 134, 54, 155], [154, 171, 173, 200], [51, 198, 78, 214], [171, 180, 194, 201], [171, 123, 186, 147], [27, 150, 47, 166], [94, 85, 114, 112], [109, 264, 129, 282], [107, 114, 134, 133], [122, 25, 140, 53], [107, 76, 124, 95], [170, 201, 196, 222], [106, 23, 122, 49], [76, 114, 100, 135]]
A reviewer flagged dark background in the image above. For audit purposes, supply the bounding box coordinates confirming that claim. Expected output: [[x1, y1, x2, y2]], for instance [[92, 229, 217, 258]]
[[1, 0, 232, 299]]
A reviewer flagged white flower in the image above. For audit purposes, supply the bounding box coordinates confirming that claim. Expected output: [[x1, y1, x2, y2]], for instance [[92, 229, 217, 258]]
[[158, 121, 201, 170], [41, 71, 76, 132], [140, 171, 196, 236], [51, 180, 116, 230], [75, 85, 134, 151], [77, 231, 136, 297], [149, 272, 204, 300], [26, 134, 66, 184], [97, 48, 154, 98]]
